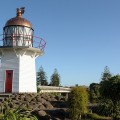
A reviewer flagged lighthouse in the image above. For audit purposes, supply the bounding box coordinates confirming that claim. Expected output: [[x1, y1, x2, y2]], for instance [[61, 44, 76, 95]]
[[0, 8, 46, 93]]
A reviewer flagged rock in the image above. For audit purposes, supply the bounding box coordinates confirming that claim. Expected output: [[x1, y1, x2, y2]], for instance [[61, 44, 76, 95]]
[[52, 117, 61, 120], [30, 101, 36, 105], [9, 102, 13, 108], [49, 97, 57, 101], [39, 98, 47, 104], [38, 104, 46, 109], [36, 96, 41, 102], [46, 97, 52, 101], [0, 93, 69, 120], [27, 105, 33, 110], [55, 96, 62, 101], [46, 109, 67, 119], [60, 97, 66, 101], [38, 110, 47, 116], [44, 115, 51, 120], [44, 102, 53, 109]]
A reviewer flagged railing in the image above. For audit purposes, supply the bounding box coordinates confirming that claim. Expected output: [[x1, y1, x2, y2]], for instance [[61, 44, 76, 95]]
[[0, 34, 46, 52], [38, 85, 71, 93]]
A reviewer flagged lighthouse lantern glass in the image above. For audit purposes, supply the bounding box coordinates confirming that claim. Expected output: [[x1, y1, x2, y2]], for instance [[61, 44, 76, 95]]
[[3, 26, 33, 47]]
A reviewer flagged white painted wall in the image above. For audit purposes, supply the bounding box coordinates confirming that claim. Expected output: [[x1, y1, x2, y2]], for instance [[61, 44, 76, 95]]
[[19, 51, 37, 92], [0, 48, 38, 93], [0, 49, 19, 92]]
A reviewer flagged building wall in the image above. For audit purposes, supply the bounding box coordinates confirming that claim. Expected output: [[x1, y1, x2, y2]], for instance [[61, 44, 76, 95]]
[[0, 49, 37, 93], [19, 51, 37, 92], [0, 49, 19, 92]]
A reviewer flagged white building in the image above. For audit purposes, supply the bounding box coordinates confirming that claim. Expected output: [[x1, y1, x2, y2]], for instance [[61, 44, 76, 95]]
[[0, 8, 46, 93]]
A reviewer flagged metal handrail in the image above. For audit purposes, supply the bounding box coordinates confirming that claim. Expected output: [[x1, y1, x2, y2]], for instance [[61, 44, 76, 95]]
[[0, 34, 46, 52]]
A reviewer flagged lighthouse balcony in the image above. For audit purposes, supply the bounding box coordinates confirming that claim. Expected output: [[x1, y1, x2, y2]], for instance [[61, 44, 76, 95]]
[[0, 34, 46, 52]]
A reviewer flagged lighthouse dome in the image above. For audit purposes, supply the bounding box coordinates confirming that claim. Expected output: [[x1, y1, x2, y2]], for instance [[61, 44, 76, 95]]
[[3, 7, 34, 47], [5, 16, 32, 28], [5, 7, 32, 28]]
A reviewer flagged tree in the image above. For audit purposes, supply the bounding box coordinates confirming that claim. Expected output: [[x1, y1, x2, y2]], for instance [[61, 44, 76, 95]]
[[89, 83, 100, 103], [99, 75, 120, 119], [68, 86, 88, 120], [101, 66, 112, 81], [50, 69, 60, 86], [37, 66, 48, 86], [100, 75, 120, 102]]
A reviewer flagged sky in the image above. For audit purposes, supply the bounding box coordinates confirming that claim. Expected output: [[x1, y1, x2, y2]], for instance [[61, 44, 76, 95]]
[[0, 0, 120, 86]]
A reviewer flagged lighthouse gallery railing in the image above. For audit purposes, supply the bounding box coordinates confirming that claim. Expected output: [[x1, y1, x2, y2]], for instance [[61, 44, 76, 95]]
[[0, 34, 46, 52]]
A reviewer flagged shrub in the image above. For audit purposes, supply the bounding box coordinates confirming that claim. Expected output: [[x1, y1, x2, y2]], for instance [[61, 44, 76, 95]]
[[37, 87, 41, 93], [68, 86, 88, 120]]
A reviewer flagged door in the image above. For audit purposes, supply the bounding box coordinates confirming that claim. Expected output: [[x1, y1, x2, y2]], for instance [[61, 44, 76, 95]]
[[5, 70, 13, 93]]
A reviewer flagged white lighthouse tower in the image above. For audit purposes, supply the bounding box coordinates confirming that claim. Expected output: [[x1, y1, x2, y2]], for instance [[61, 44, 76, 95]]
[[0, 8, 46, 93]]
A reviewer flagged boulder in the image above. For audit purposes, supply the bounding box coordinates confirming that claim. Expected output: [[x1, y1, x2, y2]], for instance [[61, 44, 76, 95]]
[[38, 103, 46, 109], [44, 101, 53, 109], [39, 98, 47, 104], [38, 110, 47, 116]]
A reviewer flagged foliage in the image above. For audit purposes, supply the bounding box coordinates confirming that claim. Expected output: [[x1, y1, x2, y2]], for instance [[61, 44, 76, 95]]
[[2, 110, 37, 120], [101, 66, 112, 81], [89, 83, 100, 103], [87, 113, 111, 120], [98, 99, 114, 116], [37, 66, 48, 86], [1, 108, 38, 120], [50, 69, 60, 86], [0, 99, 38, 120], [68, 86, 88, 120], [99, 75, 120, 119], [37, 87, 41, 93], [0, 114, 3, 119], [98, 99, 120, 118], [100, 75, 120, 101]]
